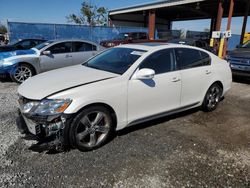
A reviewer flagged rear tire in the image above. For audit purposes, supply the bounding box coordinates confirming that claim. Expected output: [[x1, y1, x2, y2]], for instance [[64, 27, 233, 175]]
[[202, 83, 222, 112], [69, 106, 115, 151], [10, 64, 35, 84]]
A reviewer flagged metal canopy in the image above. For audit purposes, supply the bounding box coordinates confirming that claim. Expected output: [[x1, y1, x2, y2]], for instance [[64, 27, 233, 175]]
[[109, 0, 250, 22]]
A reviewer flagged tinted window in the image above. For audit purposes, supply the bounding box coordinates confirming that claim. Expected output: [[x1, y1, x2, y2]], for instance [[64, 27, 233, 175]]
[[47, 42, 72, 54], [35, 40, 54, 50], [16, 40, 31, 49], [195, 41, 203, 48], [73, 42, 97, 52], [138, 33, 147, 39], [140, 49, 174, 74], [84, 48, 146, 74], [130, 33, 139, 40], [200, 51, 211, 66], [175, 48, 210, 69]]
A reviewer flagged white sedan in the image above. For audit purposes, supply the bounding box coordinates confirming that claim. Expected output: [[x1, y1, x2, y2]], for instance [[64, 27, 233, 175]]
[[17, 43, 232, 151]]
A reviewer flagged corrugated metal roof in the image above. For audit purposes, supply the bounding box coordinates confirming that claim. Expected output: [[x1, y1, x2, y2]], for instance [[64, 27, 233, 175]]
[[109, 0, 205, 15]]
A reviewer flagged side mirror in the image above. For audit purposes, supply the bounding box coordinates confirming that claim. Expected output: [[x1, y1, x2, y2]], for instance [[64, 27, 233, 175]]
[[42, 50, 51, 55], [134, 68, 155, 80]]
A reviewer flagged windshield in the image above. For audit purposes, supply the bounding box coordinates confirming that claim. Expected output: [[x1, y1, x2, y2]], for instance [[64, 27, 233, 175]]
[[240, 40, 250, 48], [34, 40, 54, 50], [84, 48, 146, 74]]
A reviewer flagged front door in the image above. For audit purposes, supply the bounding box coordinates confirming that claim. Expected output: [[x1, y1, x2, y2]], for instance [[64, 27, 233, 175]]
[[40, 42, 73, 72], [128, 49, 181, 124]]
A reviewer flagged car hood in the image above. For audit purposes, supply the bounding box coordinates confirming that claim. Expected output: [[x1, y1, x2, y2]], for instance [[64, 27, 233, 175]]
[[18, 65, 119, 100], [0, 49, 38, 60], [228, 48, 250, 58]]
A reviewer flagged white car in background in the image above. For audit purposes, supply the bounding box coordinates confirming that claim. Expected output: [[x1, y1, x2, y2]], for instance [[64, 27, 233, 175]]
[[17, 43, 232, 151], [0, 39, 104, 83]]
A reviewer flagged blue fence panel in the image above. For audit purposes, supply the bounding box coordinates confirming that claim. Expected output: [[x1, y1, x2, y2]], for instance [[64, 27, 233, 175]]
[[7, 22, 148, 44]]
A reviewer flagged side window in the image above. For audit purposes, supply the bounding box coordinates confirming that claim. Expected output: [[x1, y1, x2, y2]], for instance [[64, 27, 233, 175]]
[[200, 51, 211, 66], [195, 41, 203, 48], [130, 33, 139, 40], [47, 42, 72, 54], [18, 41, 31, 49], [73, 42, 97, 52], [138, 33, 147, 39], [175, 48, 210, 70], [139, 49, 174, 74]]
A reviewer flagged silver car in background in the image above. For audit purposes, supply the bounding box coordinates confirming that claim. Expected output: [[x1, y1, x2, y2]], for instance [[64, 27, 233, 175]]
[[0, 39, 105, 83]]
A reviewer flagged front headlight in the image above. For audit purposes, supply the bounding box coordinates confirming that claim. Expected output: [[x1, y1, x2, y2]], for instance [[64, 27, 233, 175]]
[[22, 99, 72, 116], [2, 60, 15, 67]]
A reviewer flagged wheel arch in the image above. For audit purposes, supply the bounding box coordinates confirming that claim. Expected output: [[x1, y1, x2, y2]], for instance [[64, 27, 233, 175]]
[[211, 80, 224, 92], [76, 102, 118, 129], [17, 62, 37, 75]]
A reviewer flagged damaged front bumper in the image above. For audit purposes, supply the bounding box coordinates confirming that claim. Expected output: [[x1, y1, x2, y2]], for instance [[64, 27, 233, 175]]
[[16, 110, 73, 151]]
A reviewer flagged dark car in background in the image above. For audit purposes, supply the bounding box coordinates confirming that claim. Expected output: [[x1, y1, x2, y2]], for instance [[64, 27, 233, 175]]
[[0, 38, 46, 52], [100, 32, 148, 48], [168, 38, 214, 53], [227, 40, 250, 78]]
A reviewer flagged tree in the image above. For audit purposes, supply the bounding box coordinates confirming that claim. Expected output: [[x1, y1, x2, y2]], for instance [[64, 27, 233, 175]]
[[67, 1, 108, 26], [0, 24, 7, 34]]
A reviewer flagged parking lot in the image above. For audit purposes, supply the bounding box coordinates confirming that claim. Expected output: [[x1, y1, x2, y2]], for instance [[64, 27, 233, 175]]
[[0, 79, 249, 187]]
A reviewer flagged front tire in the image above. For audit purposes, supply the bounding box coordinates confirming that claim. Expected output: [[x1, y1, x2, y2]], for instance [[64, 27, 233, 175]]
[[10, 64, 35, 83], [69, 106, 115, 151], [202, 83, 222, 112]]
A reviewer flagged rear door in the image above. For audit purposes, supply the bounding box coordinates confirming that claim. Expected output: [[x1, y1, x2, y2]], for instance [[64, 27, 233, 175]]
[[174, 48, 212, 106], [72, 42, 98, 65], [39, 42, 73, 72]]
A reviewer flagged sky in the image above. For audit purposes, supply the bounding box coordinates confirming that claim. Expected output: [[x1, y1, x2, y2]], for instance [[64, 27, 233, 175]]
[[0, 0, 249, 35]]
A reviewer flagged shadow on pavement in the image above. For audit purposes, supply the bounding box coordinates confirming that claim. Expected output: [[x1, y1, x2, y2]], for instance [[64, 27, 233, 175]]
[[0, 76, 12, 83], [117, 107, 200, 136], [233, 76, 250, 85]]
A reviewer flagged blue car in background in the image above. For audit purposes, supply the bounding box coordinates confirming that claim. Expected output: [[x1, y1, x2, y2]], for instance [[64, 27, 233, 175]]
[[0, 39, 46, 52], [227, 40, 250, 78], [0, 39, 104, 83]]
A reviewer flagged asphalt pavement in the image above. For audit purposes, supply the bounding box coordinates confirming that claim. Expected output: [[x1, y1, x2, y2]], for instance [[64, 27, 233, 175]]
[[0, 80, 249, 187]]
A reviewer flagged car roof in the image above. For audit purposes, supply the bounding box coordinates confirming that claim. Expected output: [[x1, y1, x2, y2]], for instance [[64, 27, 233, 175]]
[[116, 43, 211, 53], [117, 43, 184, 49], [44, 39, 100, 46]]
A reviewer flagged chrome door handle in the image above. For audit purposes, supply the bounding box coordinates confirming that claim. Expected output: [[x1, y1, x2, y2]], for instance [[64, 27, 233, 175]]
[[205, 70, 212, 75], [172, 77, 181, 82]]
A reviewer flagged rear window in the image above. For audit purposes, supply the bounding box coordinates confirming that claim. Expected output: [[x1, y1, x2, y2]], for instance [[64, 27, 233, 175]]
[[73, 42, 97, 52]]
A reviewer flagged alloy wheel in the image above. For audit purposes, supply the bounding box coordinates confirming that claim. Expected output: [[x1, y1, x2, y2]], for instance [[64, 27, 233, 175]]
[[75, 111, 110, 148], [206, 86, 221, 109], [13, 65, 32, 83]]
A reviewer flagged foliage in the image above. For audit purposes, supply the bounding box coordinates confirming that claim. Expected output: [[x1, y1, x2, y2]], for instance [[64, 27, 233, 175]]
[[67, 1, 108, 26], [0, 24, 7, 34]]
